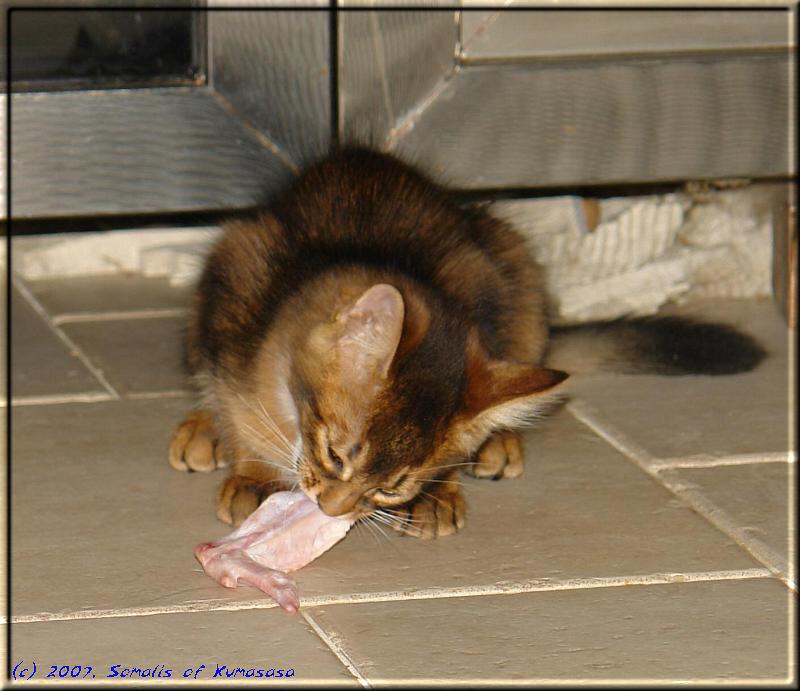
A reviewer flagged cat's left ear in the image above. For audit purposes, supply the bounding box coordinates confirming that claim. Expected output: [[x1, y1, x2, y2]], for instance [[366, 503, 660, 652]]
[[459, 329, 569, 443], [335, 284, 405, 381]]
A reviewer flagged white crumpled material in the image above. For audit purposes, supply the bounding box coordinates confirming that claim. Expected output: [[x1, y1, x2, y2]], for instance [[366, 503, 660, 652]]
[[493, 187, 774, 325], [674, 191, 773, 302]]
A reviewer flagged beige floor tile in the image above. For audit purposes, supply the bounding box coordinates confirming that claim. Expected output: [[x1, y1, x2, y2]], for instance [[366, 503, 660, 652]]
[[11, 287, 106, 399], [309, 578, 792, 683], [293, 410, 761, 601], [11, 397, 228, 617], [25, 275, 191, 316], [567, 298, 790, 461], [11, 609, 358, 685], [60, 317, 188, 394], [12, 401, 760, 619], [662, 462, 793, 568]]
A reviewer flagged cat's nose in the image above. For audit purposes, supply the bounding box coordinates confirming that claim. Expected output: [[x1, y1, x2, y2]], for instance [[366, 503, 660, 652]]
[[318, 485, 361, 517], [318, 496, 355, 517]]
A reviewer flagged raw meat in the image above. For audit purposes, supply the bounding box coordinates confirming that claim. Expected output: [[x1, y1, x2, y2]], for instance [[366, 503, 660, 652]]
[[195, 491, 353, 613]]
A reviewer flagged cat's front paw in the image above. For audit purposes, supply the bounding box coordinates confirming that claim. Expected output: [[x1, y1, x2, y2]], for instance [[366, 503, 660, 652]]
[[216, 475, 273, 527], [466, 430, 524, 480], [394, 482, 466, 539], [216, 460, 291, 526], [169, 410, 228, 472]]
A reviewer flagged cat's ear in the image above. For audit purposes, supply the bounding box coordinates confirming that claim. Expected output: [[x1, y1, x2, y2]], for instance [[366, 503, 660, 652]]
[[335, 284, 405, 381], [460, 330, 569, 443]]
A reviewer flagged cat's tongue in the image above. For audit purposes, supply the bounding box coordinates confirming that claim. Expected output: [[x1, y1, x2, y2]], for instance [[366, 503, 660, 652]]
[[194, 491, 353, 612]]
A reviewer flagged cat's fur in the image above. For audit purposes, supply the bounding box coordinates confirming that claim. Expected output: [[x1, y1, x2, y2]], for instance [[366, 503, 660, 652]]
[[169, 147, 764, 538]]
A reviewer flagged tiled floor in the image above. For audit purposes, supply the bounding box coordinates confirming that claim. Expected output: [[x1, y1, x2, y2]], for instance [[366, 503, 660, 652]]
[[6, 273, 796, 685]]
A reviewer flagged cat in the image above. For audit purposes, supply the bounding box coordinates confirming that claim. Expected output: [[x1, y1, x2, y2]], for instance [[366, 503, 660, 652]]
[[168, 147, 765, 539]]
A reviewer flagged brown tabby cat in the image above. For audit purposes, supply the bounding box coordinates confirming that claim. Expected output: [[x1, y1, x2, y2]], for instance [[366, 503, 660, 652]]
[[168, 147, 764, 538], [168, 147, 569, 538]]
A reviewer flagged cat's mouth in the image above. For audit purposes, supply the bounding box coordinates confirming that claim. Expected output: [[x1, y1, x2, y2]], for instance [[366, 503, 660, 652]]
[[298, 474, 374, 523]]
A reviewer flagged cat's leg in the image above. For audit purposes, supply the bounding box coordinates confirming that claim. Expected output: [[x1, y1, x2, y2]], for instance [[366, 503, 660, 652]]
[[392, 470, 466, 539], [465, 430, 524, 480], [169, 410, 229, 472], [216, 460, 291, 527]]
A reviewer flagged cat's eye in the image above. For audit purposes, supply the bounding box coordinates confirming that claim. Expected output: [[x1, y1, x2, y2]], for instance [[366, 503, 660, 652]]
[[327, 447, 344, 471], [379, 488, 399, 497]]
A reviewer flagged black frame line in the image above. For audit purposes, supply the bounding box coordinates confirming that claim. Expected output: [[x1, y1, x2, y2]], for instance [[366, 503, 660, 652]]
[[4, 3, 797, 684], [329, 0, 340, 149], [5, 3, 10, 679]]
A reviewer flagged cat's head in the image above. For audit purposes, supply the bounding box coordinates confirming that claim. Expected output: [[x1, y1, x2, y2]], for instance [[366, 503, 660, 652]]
[[291, 283, 567, 520]]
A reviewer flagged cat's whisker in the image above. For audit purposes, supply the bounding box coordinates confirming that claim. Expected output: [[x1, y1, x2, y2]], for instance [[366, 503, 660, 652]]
[[365, 521, 387, 547], [370, 516, 411, 535], [255, 396, 298, 456], [236, 392, 297, 459], [352, 520, 373, 544], [384, 516, 421, 530], [373, 508, 423, 528], [366, 515, 390, 542], [409, 461, 476, 475], [238, 425, 299, 478], [418, 478, 466, 487], [357, 516, 386, 546], [239, 422, 297, 468], [235, 456, 298, 480], [256, 409, 302, 473], [368, 512, 400, 529], [379, 506, 420, 519], [419, 490, 451, 509]]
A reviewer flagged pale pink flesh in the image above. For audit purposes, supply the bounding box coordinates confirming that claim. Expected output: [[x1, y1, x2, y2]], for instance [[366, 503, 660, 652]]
[[194, 491, 353, 613]]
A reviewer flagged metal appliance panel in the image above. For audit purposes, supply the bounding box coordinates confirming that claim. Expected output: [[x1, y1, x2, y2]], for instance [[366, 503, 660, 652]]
[[460, 9, 792, 61], [339, 9, 456, 145], [10, 88, 294, 218], [391, 55, 791, 188], [210, 9, 331, 168], [6, 4, 795, 219]]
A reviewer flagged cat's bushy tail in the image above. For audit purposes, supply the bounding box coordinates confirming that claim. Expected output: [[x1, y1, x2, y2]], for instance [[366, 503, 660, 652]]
[[545, 316, 766, 376]]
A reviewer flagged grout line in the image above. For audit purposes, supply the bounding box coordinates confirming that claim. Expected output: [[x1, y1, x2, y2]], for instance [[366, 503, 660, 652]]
[[52, 308, 188, 325], [4, 568, 772, 625], [566, 400, 659, 466], [5, 390, 192, 407], [9, 392, 115, 407], [126, 390, 193, 400], [656, 471, 795, 591], [649, 451, 796, 471], [567, 400, 796, 591], [301, 611, 371, 688], [12, 277, 120, 399]]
